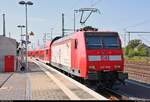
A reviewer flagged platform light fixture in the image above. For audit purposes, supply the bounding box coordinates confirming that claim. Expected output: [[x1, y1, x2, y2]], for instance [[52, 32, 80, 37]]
[[19, 1, 33, 71]]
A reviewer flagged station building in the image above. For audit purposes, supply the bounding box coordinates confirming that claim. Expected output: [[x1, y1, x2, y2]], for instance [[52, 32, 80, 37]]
[[0, 35, 17, 72]]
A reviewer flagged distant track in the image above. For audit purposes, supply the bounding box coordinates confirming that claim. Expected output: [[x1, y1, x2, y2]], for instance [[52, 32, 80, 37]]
[[125, 63, 150, 84]]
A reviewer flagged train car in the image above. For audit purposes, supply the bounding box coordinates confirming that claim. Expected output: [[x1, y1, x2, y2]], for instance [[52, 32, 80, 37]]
[[33, 49, 40, 60], [38, 49, 45, 60], [50, 27, 128, 88], [28, 51, 32, 57], [44, 41, 52, 64], [28, 41, 52, 63]]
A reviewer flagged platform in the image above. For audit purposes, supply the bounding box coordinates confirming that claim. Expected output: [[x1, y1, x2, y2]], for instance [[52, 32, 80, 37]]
[[0, 58, 108, 100]]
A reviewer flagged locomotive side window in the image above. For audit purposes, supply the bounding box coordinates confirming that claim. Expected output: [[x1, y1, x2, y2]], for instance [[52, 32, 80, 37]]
[[75, 39, 78, 49]]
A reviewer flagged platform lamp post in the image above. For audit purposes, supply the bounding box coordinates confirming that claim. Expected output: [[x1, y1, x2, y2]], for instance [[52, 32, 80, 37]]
[[17, 25, 25, 70], [19, 1, 33, 71], [17, 25, 25, 45]]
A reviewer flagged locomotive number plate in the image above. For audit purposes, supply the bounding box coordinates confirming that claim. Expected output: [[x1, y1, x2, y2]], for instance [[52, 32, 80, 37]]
[[101, 55, 109, 61]]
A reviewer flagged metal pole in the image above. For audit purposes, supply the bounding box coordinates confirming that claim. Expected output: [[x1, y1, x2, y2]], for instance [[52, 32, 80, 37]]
[[37, 39, 40, 46], [62, 13, 64, 37], [45, 33, 46, 48], [50, 28, 53, 40], [74, 10, 76, 32], [124, 33, 126, 47], [25, 4, 28, 71], [128, 32, 130, 44], [9, 32, 11, 38], [21, 27, 23, 44], [3, 14, 6, 37], [20, 27, 23, 69], [43, 33, 46, 48]]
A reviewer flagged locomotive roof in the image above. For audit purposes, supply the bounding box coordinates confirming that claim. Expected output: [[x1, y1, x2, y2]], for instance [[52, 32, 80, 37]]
[[52, 31, 119, 44], [52, 35, 73, 44], [84, 31, 118, 33]]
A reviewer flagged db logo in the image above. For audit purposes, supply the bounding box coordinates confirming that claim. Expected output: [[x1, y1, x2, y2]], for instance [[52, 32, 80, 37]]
[[101, 55, 108, 61]]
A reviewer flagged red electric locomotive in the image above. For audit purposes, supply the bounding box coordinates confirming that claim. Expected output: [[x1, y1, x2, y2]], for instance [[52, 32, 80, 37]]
[[50, 27, 128, 88], [29, 26, 128, 88]]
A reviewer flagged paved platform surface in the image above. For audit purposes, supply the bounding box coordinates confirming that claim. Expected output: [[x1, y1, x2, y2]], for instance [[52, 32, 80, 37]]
[[0, 59, 107, 100], [0, 73, 26, 100]]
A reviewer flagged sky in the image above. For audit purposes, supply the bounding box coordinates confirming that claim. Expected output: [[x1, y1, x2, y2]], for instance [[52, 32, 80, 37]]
[[0, 0, 150, 49]]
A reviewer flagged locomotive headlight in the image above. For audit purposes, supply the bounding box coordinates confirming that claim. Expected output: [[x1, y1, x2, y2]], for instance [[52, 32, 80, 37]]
[[89, 66, 96, 70]]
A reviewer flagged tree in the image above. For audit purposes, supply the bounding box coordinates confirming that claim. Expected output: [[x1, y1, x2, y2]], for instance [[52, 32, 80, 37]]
[[128, 39, 142, 49], [128, 49, 135, 57], [125, 39, 149, 57], [138, 45, 149, 56]]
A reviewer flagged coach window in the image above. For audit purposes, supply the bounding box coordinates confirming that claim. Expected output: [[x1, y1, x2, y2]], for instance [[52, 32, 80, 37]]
[[75, 39, 78, 49]]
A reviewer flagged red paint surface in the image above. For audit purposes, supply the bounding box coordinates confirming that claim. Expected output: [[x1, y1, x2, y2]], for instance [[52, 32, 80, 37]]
[[5, 55, 14, 72]]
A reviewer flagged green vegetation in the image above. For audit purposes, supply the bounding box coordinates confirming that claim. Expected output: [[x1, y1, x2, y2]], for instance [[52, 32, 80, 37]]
[[124, 39, 150, 63], [125, 56, 150, 63], [125, 39, 150, 57]]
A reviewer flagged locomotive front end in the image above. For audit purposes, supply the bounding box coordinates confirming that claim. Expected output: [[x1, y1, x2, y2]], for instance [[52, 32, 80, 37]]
[[85, 31, 128, 88]]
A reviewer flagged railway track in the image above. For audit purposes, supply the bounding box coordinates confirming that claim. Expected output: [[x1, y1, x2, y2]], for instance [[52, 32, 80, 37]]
[[97, 82, 150, 100], [97, 88, 129, 100], [125, 61, 150, 66], [125, 63, 150, 84]]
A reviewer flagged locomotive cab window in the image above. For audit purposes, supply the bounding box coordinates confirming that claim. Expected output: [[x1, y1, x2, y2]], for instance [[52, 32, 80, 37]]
[[103, 36, 120, 49], [86, 36, 103, 49], [85, 33, 121, 49]]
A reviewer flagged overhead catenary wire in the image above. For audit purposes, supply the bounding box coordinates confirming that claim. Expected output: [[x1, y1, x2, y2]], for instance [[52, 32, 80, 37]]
[[50, 0, 81, 36], [35, 0, 81, 45], [123, 18, 150, 30], [34, 0, 102, 49], [137, 34, 150, 44], [122, 18, 150, 46], [90, 0, 103, 7], [64, 0, 102, 34], [48, 0, 102, 38]]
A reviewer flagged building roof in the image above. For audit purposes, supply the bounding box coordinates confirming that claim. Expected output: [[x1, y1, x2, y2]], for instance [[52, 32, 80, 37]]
[[0, 35, 16, 42], [0, 35, 17, 50]]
